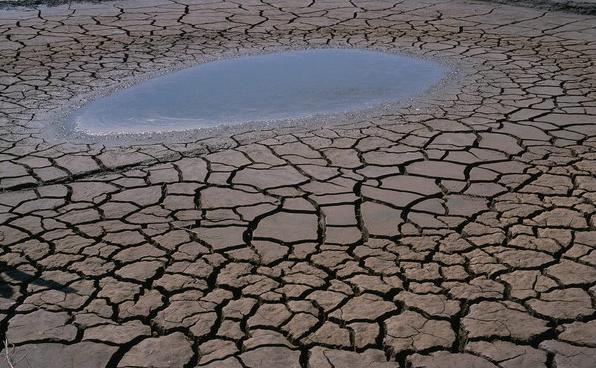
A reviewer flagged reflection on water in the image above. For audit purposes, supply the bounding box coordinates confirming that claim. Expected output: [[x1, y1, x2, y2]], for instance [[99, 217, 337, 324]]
[[68, 49, 447, 135]]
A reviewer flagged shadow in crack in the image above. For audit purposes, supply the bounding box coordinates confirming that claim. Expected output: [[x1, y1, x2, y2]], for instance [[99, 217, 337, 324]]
[[0, 262, 76, 299]]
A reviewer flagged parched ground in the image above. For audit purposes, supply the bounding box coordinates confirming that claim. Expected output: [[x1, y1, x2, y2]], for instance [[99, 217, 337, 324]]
[[0, 0, 595, 367]]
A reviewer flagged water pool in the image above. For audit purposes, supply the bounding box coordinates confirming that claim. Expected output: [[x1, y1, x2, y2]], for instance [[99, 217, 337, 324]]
[[67, 49, 447, 135]]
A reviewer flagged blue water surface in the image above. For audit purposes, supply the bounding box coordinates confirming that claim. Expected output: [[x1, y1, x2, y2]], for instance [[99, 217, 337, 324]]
[[69, 49, 447, 135]]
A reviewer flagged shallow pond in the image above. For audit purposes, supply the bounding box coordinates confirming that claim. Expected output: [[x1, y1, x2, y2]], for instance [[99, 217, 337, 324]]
[[68, 49, 447, 135]]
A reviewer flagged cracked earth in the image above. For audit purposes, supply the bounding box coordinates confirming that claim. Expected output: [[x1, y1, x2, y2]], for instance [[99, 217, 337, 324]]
[[0, 0, 595, 367]]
